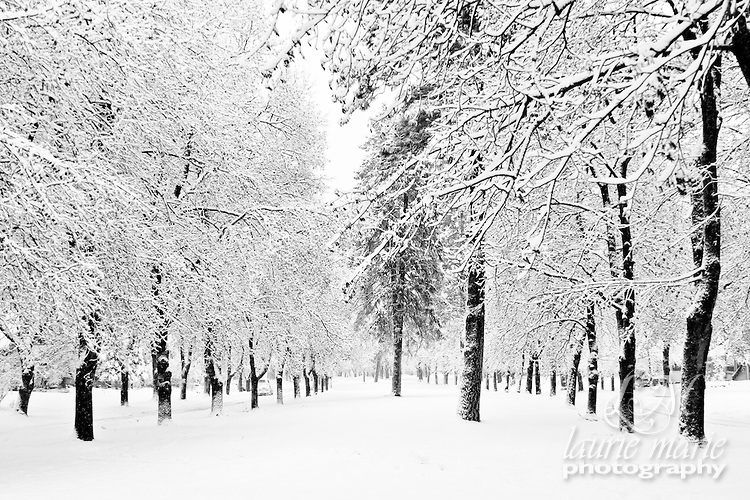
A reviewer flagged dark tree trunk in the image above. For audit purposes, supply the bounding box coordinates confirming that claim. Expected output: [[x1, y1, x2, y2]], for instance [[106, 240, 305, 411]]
[[204, 376, 211, 395], [663, 344, 671, 387], [611, 375, 615, 391], [550, 369, 556, 396], [374, 355, 381, 383], [577, 372, 584, 392], [303, 369, 311, 397], [730, 16, 750, 87], [75, 313, 99, 441], [525, 356, 534, 394], [391, 296, 404, 397], [485, 372, 489, 390], [586, 301, 599, 415], [417, 363, 423, 381], [293, 375, 301, 398], [152, 266, 171, 424], [247, 337, 267, 409], [517, 354, 525, 393], [204, 336, 223, 416], [533, 356, 541, 395], [680, 54, 721, 442], [601, 377, 605, 390], [425, 365, 431, 383], [594, 158, 636, 432], [444, 371, 449, 385], [120, 369, 129, 407], [505, 370, 511, 392], [151, 353, 158, 399], [250, 375, 259, 409], [391, 193, 408, 397], [560, 372, 567, 391], [313, 370, 319, 394], [180, 347, 192, 400], [18, 363, 34, 416], [457, 255, 484, 422], [276, 372, 283, 404], [567, 333, 583, 406]]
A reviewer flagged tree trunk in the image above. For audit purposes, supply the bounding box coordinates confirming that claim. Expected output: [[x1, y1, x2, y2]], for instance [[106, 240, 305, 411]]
[[457, 254, 485, 422], [75, 313, 99, 441], [550, 369, 556, 396], [525, 355, 534, 394], [247, 337, 267, 409], [680, 54, 721, 442], [276, 373, 283, 404], [313, 370, 319, 394], [567, 332, 583, 406], [180, 347, 192, 400], [663, 344, 671, 387], [293, 375, 301, 398], [204, 336, 223, 416], [303, 369, 311, 397], [586, 301, 599, 415], [120, 369, 129, 407], [505, 370, 511, 392], [152, 266, 171, 424], [577, 372, 584, 392], [18, 363, 34, 416], [533, 356, 541, 395], [444, 371, 449, 385], [237, 368, 244, 392], [594, 157, 637, 432], [730, 15, 750, 87]]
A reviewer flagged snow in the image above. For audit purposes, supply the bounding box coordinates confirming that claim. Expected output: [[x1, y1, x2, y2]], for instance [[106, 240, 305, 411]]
[[0, 378, 748, 499]]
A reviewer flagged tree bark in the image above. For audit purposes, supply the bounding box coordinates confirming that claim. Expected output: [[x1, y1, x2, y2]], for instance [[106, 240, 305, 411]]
[[152, 265, 171, 424], [120, 368, 129, 407], [550, 368, 556, 396], [18, 363, 34, 416], [248, 337, 268, 409], [75, 312, 99, 441], [303, 368, 311, 397], [586, 301, 599, 414], [204, 336, 223, 416], [180, 347, 192, 400], [567, 332, 583, 406], [457, 254, 484, 422], [293, 375, 301, 398], [276, 365, 284, 404], [444, 371, 449, 385], [533, 356, 541, 395], [505, 369, 511, 392], [680, 54, 721, 442], [662, 344, 670, 387], [730, 15, 750, 88], [594, 158, 636, 432]]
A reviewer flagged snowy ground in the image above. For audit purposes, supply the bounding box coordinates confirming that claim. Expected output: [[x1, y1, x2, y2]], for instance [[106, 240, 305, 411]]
[[0, 377, 747, 499]]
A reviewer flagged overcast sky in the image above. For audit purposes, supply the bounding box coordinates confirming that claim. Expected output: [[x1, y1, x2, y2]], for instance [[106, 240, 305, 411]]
[[299, 56, 371, 195]]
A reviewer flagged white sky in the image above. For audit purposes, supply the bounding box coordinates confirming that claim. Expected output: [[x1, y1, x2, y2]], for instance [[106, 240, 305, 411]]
[[298, 53, 375, 196]]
